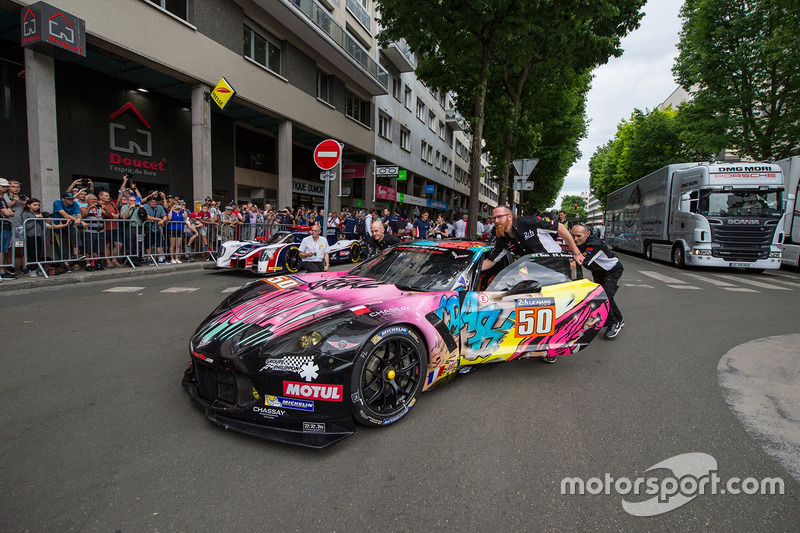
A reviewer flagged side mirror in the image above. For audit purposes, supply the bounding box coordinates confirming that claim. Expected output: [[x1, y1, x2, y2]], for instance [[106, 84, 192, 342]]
[[501, 279, 542, 297]]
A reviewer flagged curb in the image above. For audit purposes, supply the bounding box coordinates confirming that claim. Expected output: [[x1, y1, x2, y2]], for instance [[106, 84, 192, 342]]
[[0, 261, 209, 292]]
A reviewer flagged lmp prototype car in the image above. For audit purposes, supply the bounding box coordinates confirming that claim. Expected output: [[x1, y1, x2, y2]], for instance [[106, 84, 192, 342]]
[[214, 228, 366, 275], [184, 240, 610, 447]]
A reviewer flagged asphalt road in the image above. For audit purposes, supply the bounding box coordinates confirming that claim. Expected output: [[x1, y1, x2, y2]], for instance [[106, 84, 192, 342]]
[[1, 257, 799, 532]]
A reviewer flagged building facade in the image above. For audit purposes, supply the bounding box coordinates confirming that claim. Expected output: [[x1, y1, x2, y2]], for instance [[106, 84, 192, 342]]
[[0, 0, 499, 217]]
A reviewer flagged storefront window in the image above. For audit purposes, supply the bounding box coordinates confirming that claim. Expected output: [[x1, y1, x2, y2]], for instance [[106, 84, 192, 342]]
[[235, 127, 276, 173]]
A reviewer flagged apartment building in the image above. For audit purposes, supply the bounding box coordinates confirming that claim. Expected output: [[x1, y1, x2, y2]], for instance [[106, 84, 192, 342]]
[[0, 0, 499, 216]]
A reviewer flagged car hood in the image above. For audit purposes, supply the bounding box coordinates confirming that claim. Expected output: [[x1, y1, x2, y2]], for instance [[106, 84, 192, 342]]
[[192, 274, 415, 356]]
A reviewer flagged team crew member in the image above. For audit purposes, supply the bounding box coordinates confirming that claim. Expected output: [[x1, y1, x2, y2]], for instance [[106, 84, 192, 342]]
[[298, 224, 330, 272], [481, 206, 584, 271], [413, 211, 431, 239], [366, 220, 400, 256], [570, 223, 624, 339]]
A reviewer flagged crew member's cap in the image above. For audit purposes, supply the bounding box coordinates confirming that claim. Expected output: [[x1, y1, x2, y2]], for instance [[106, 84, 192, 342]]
[[62, 192, 74, 199], [0, 178, 9, 187]]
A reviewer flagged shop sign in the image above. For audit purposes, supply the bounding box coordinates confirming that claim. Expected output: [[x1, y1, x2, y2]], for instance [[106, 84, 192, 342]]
[[108, 102, 169, 177], [426, 199, 449, 210], [376, 184, 396, 201], [398, 193, 426, 207], [21, 2, 86, 57], [293, 179, 325, 197], [210, 77, 236, 111], [342, 164, 365, 179]]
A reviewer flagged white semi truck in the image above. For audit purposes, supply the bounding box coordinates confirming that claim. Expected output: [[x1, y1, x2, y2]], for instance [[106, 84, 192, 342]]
[[777, 156, 800, 268], [605, 161, 785, 270]]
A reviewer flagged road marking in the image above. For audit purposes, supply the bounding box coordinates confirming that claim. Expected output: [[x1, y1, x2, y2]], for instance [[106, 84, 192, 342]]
[[682, 272, 736, 287], [639, 271, 688, 284], [667, 284, 701, 290], [222, 286, 242, 293], [103, 286, 145, 293], [161, 287, 200, 293], [723, 287, 758, 293], [622, 283, 654, 288], [758, 277, 800, 289], [712, 274, 791, 290]]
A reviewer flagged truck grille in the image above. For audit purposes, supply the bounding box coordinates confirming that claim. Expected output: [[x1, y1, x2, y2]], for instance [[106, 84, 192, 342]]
[[194, 362, 237, 405], [709, 221, 777, 261]]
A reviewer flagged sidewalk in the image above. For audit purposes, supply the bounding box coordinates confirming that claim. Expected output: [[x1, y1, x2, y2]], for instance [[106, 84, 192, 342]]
[[0, 261, 207, 292]]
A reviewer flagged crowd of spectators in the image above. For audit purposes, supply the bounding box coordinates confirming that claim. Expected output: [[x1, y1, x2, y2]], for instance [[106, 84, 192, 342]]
[[0, 173, 503, 281]]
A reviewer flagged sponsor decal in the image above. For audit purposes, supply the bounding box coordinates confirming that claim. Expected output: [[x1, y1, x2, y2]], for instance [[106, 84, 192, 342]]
[[370, 326, 418, 345], [192, 351, 213, 364], [327, 339, 359, 350], [369, 306, 410, 317], [263, 275, 302, 289], [478, 293, 490, 304], [427, 361, 458, 385], [339, 250, 350, 257], [378, 398, 416, 425], [515, 302, 557, 337], [252, 406, 286, 418], [350, 305, 371, 315], [515, 297, 556, 308], [260, 356, 319, 382], [265, 395, 314, 412], [351, 391, 361, 404], [283, 381, 343, 401], [727, 219, 761, 225], [252, 387, 260, 400], [303, 422, 326, 433], [715, 166, 774, 173]]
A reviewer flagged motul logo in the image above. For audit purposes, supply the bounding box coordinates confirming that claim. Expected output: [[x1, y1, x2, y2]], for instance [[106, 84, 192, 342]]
[[283, 381, 343, 401]]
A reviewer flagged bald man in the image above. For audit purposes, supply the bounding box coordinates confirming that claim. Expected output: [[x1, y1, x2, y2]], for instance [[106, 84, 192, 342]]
[[298, 224, 330, 272], [366, 219, 400, 257]]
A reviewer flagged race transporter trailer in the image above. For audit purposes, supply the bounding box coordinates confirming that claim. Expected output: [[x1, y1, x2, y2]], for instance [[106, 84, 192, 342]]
[[777, 156, 800, 268], [605, 161, 785, 269]]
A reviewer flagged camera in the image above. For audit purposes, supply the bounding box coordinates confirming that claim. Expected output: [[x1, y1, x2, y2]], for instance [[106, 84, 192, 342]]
[[19, 194, 28, 202], [80, 178, 90, 188]]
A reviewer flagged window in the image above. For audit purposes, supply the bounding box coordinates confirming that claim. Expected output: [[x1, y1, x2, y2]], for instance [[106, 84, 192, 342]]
[[317, 71, 333, 104], [244, 26, 281, 74], [346, 90, 371, 126], [439, 91, 446, 108], [416, 98, 425, 121], [435, 151, 441, 169], [146, 0, 189, 21], [378, 113, 392, 139], [400, 127, 411, 151], [404, 87, 412, 109], [421, 140, 428, 161], [428, 145, 433, 164], [438, 120, 445, 139], [392, 77, 401, 100], [428, 110, 436, 131]]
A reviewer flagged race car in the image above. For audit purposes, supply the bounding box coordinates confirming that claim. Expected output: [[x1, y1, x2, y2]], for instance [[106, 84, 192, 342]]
[[184, 240, 610, 448], [214, 228, 366, 275]]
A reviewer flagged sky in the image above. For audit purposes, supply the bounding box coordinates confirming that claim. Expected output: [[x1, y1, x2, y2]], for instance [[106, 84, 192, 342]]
[[554, 0, 686, 208]]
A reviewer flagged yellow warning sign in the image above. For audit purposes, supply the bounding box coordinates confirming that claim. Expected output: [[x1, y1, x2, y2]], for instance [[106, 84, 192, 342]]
[[210, 77, 236, 110]]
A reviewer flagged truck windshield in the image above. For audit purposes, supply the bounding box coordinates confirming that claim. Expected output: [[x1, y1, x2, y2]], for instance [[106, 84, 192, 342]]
[[699, 190, 782, 217]]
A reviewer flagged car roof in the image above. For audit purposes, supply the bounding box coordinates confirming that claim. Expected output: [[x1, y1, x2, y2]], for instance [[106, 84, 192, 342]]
[[400, 239, 491, 252]]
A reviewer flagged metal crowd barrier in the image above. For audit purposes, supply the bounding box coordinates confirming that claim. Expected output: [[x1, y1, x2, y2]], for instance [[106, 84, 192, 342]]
[[0, 219, 13, 270], [22, 217, 141, 278]]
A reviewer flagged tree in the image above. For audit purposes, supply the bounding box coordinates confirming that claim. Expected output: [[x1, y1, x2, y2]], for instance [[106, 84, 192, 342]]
[[376, 0, 646, 235], [560, 195, 588, 221], [673, 0, 800, 160]]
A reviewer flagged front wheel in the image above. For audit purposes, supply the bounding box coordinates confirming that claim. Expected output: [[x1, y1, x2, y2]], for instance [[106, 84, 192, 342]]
[[672, 244, 685, 268], [351, 326, 426, 427], [349, 242, 361, 263], [285, 246, 301, 273]]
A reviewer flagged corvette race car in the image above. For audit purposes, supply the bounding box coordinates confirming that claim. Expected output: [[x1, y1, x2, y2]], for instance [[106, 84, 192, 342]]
[[184, 240, 610, 448], [214, 228, 366, 275]]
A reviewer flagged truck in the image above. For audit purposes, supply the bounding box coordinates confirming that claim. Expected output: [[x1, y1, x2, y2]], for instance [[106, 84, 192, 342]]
[[604, 161, 785, 270], [777, 156, 800, 268]]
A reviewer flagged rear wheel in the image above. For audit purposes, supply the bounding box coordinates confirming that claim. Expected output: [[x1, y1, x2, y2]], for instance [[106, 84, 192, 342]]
[[672, 244, 685, 268], [351, 327, 426, 427], [285, 246, 301, 273], [349, 242, 361, 263], [645, 243, 653, 260]]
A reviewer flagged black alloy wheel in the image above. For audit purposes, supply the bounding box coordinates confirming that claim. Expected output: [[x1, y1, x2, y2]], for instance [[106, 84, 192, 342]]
[[285, 246, 301, 273], [349, 242, 361, 263], [351, 328, 426, 427]]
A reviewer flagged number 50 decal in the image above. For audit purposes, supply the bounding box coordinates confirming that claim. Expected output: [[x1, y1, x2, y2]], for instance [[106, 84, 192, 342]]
[[514, 306, 556, 337], [263, 275, 301, 289]]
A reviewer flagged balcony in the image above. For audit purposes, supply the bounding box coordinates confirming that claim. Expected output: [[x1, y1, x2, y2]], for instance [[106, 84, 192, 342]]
[[346, 0, 371, 32], [446, 109, 465, 131], [262, 0, 388, 95], [381, 38, 414, 73]]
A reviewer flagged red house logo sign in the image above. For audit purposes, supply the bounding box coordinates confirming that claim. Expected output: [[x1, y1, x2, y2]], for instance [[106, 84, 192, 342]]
[[108, 103, 167, 175], [20, 2, 86, 57]]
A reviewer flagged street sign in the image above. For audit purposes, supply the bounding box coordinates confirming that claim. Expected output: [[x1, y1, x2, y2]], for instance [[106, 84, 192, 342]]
[[376, 165, 399, 177], [313, 139, 342, 170], [319, 171, 336, 181], [513, 181, 535, 191], [512, 158, 539, 180]]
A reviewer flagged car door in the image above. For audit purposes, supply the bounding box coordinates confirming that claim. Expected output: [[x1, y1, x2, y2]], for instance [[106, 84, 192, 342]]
[[459, 253, 608, 366]]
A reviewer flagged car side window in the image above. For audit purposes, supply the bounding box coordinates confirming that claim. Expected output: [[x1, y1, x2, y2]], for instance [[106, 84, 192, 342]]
[[486, 254, 581, 292]]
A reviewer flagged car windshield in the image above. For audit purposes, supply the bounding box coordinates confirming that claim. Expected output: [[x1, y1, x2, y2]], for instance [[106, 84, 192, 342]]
[[265, 232, 295, 245], [349, 245, 477, 291], [699, 190, 782, 217], [486, 253, 582, 292]]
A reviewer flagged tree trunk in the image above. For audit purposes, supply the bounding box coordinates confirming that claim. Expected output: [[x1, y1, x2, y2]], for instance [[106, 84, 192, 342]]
[[467, 45, 492, 238]]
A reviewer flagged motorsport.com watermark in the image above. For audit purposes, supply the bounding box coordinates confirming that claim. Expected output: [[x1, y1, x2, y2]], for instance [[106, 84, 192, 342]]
[[561, 453, 785, 516]]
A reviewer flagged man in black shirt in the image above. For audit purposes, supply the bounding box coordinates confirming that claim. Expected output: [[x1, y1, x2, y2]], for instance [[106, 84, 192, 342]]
[[481, 205, 584, 271], [366, 219, 400, 256], [571, 223, 624, 339]]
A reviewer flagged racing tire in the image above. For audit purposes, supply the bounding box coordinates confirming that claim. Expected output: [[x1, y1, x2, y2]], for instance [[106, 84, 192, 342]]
[[349, 242, 361, 263], [645, 243, 653, 261], [672, 244, 685, 268], [350, 326, 426, 427], [285, 246, 301, 273]]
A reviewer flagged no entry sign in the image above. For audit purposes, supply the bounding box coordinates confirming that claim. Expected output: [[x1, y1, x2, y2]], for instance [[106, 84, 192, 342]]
[[313, 139, 342, 170]]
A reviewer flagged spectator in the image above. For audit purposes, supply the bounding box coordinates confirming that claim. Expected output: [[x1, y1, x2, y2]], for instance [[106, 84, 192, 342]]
[[220, 202, 241, 241], [98, 189, 123, 267], [193, 203, 214, 256], [476, 217, 485, 239], [327, 211, 340, 229], [166, 199, 189, 263], [447, 217, 455, 238], [298, 223, 329, 272], [431, 213, 449, 239], [387, 209, 401, 235], [66, 178, 94, 196], [315, 208, 324, 228], [80, 194, 106, 270], [454, 213, 467, 238], [242, 203, 263, 240], [52, 191, 85, 271], [364, 209, 374, 237], [183, 211, 200, 262], [120, 194, 146, 265], [413, 211, 431, 239], [3, 179, 27, 274], [0, 178, 16, 279], [142, 192, 167, 264], [21, 197, 60, 276]]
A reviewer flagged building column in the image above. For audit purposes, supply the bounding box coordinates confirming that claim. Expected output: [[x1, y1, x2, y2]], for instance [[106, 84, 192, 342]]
[[278, 119, 293, 209], [24, 49, 59, 204], [191, 85, 212, 204], [364, 156, 375, 210]]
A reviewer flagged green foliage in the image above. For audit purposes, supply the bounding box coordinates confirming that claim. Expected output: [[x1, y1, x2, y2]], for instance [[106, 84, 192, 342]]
[[560, 195, 588, 221], [673, 0, 800, 160]]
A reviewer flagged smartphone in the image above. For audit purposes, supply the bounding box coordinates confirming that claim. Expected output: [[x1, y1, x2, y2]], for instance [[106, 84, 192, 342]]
[[135, 196, 142, 204]]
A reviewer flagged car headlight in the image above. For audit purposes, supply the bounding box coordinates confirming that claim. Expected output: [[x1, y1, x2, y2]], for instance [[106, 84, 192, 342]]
[[298, 331, 323, 349], [769, 252, 781, 258]]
